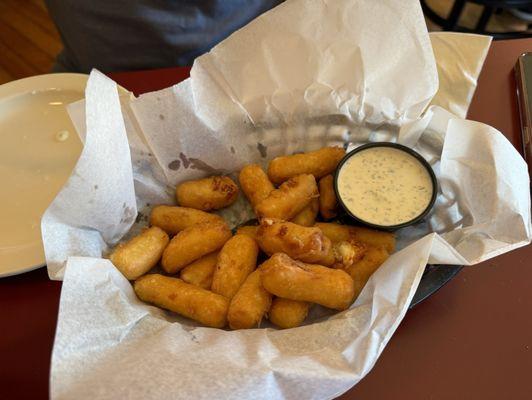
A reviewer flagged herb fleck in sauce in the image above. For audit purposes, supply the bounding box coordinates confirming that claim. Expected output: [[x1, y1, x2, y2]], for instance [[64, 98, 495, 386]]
[[337, 147, 433, 226]]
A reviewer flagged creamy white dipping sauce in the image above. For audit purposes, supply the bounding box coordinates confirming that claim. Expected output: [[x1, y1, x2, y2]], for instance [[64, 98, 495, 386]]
[[337, 146, 433, 226]]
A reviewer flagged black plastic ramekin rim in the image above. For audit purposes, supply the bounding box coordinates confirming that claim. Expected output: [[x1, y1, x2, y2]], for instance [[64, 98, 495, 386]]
[[333, 142, 438, 231]]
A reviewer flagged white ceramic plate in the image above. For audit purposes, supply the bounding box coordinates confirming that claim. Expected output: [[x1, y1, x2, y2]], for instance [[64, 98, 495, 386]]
[[0, 73, 88, 277]]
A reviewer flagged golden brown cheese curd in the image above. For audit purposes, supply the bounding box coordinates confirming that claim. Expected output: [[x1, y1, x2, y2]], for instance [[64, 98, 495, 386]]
[[235, 225, 259, 240], [134, 274, 229, 328], [318, 174, 338, 220], [331, 240, 367, 269], [150, 205, 225, 235], [315, 222, 395, 253], [267, 146, 345, 184], [110, 226, 169, 280], [238, 164, 274, 208], [211, 234, 259, 299], [179, 252, 219, 289], [268, 298, 309, 329], [255, 174, 318, 220], [176, 176, 238, 211], [260, 253, 355, 310], [256, 218, 332, 264], [344, 246, 390, 300], [291, 198, 319, 227], [161, 222, 231, 274], [227, 270, 272, 329]]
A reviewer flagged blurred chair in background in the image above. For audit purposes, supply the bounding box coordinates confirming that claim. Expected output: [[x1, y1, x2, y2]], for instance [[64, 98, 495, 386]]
[[422, 0, 532, 38]]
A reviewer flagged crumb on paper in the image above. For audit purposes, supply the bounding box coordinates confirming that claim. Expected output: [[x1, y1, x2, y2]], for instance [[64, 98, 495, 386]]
[[55, 130, 70, 142]]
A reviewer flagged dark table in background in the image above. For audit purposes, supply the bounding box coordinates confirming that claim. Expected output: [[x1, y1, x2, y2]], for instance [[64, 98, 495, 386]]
[[1, 39, 531, 400]]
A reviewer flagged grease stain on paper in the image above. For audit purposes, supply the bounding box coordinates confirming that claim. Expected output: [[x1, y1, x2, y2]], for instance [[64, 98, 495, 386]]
[[120, 205, 136, 225], [168, 160, 181, 170], [179, 152, 191, 168], [174, 152, 227, 175], [257, 142, 267, 158]]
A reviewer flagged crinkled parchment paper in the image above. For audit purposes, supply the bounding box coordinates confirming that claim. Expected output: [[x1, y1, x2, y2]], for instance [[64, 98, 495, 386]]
[[42, 1, 530, 399]]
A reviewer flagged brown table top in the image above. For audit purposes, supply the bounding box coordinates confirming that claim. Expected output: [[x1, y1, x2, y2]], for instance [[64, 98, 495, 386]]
[[1, 38, 531, 400]]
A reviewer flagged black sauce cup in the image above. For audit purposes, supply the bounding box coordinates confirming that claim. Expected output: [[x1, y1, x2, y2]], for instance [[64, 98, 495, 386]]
[[333, 142, 438, 231]]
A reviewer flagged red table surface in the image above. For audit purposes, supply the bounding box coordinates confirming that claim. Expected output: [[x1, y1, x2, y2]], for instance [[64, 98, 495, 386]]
[[1, 39, 531, 400]]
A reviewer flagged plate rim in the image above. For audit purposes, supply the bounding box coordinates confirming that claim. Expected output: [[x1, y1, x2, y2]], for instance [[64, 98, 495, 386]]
[[0, 73, 89, 99]]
